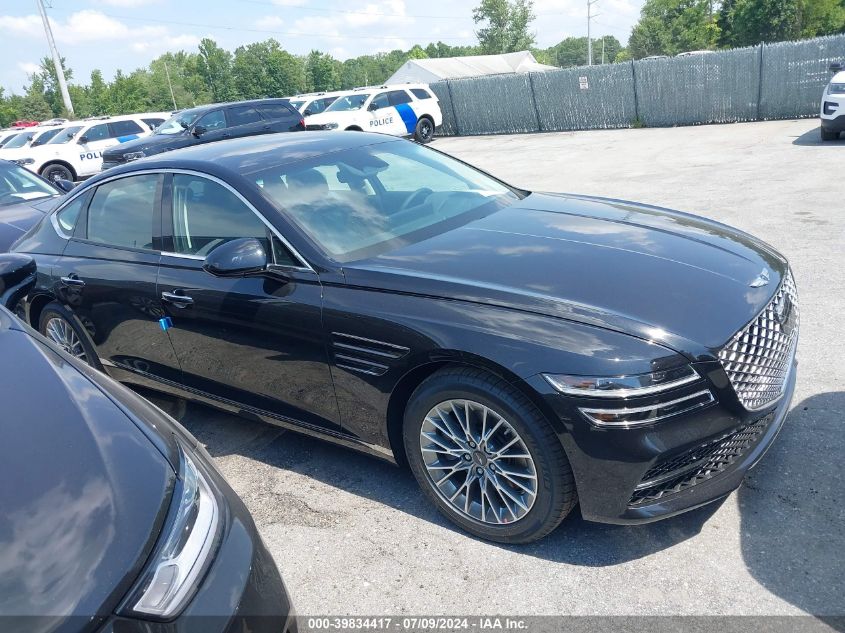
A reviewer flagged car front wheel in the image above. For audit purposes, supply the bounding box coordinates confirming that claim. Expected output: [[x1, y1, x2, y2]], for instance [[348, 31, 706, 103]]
[[40, 163, 74, 183], [403, 367, 577, 543]]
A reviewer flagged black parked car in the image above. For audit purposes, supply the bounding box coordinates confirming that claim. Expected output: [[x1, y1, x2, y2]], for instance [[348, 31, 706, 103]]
[[0, 159, 74, 252], [12, 132, 798, 543], [100, 99, 304, 171], [0, 254, 295, 633]]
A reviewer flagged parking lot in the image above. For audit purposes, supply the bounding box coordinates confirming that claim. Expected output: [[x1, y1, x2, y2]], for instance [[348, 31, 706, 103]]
[[146, 118, 844, 618]]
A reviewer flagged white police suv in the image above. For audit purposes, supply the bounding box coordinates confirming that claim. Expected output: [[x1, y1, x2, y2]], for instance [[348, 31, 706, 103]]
[[821, 61, 845, 141], [304, 84, 442, 143], [11, 114, 161, 182], [287, 91, 345, 117]]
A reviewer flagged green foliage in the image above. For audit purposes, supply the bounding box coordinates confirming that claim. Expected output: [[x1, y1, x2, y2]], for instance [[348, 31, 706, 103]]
[[305, 50, 340, 92], [547, 36, 622, 66], [473, 0, 536, 54], [628, 0, 719, 58], [197, 38, 235, 102]]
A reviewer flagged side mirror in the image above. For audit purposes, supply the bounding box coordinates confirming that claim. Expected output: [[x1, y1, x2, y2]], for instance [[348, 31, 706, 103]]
[[831, 62, 843, 73], [54, 179, 76, 193], [0, 253, 36, 310], [192, 125, 207, 138], [304, 108, 314, 116], [203, 238, 268, 277], [77, 136, 89, 144], [368, 102, 379, 111]]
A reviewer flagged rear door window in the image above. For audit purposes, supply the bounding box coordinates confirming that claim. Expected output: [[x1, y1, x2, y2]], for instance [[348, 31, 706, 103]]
[[109, 120, 144, 138], [86, 174, 160, 250], [226, 106, 263, 127], [388, 90, 412, 106]]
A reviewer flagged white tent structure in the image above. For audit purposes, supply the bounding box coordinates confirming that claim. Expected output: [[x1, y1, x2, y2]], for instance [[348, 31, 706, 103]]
[[385, 51, 556, 85]]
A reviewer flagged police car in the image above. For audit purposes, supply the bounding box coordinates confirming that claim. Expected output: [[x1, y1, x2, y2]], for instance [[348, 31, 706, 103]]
[[287, 91, 345, 117], [0, 122, 70, 158], [821, 61, 845, 141], [10, 114, 166, 182], [304, 84, 442, 143]]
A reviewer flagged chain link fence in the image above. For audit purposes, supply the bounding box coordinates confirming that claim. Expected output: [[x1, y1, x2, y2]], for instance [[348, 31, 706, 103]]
[[429, 34, 845, 136]]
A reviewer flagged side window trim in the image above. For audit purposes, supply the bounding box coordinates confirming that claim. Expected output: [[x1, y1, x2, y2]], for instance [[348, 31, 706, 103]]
[[50, 189, 93, 239], [158, 169, 313, 272]]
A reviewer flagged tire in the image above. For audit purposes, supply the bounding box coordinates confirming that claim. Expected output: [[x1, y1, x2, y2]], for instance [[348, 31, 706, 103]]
[[403, 366, 577, 543], [413, 117, 435, 144], [40, 163, 75, 183], [38, 302, 100, 369]]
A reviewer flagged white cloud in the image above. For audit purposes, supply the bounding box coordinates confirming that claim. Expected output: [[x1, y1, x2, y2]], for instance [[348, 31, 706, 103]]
[[17, 62, 41, 76], [254, 15, 285, 30], [95, 0, 163, 6]]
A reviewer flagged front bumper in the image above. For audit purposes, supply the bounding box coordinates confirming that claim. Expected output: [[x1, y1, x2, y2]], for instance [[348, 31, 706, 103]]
[[100, 158, 123, 171], [820, 113, 845, 132], [99, 463, 295, 633], [531, 358, 796, 525]]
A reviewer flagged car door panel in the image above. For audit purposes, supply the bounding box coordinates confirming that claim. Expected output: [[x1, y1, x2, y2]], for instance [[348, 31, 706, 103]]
[[53, 173, 182, 383], [158, 172, 341, 431]]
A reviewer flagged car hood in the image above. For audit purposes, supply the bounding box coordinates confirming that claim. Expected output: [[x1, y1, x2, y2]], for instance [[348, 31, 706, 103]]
[[345, 192, 787, 357], [0, 196, 60, 252], [0, 317, 174, 633], [102, 133, 191, 159]]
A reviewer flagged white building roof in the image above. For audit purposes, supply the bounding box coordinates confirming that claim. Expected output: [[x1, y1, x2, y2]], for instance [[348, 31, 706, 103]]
[[385, 51, 556, 84]]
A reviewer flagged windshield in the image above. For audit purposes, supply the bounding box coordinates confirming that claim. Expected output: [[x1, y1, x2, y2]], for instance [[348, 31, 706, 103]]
[[253, 140, 519, 262], [156, 109, 202, 135], [325, 94, 370, 112], [31, 128, 63, 146], [46, 126, 83, 145], [0, 161, 57, 206], [2, 132, 34, 149]]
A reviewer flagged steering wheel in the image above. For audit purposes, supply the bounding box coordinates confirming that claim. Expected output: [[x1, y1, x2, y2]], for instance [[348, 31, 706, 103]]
[[398, 187, 433, 212]]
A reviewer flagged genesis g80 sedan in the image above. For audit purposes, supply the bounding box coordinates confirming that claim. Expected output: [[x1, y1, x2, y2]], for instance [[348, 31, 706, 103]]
[[10, 132, 798, 543]]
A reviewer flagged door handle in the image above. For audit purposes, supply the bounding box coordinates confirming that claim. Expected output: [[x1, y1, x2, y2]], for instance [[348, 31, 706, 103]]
[[161, 291, 194, 306], [60, 275, 85, 287]]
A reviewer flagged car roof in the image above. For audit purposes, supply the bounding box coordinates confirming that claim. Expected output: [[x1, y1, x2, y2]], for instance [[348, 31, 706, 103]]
[[96, 131, 401, 179]]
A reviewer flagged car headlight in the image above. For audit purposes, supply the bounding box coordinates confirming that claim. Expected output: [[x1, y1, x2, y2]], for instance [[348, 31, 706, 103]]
[[123, 151, 146, 161], [320, 122, 339, 130], [544, 365, 699, 398], [544, 365, 713, 428], [122, 443, 220, 619], [13, 158, 35, 166]]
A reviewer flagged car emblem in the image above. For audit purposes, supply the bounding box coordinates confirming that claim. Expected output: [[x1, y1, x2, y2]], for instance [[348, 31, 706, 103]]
[[749, 268, 770, 288]]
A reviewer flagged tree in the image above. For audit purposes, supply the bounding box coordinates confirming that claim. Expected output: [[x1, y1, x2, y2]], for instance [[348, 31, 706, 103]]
[[720, 0, 845, 46], [88, 70, 109, 116], [472, 0, 536, 54], [305, 50, 340, 92], [20, 78, 54, 120], [627, 0, 718, 58], [36, 55, 73, 117], [197, 38, 235, 102], [546, 36, 622, 66]]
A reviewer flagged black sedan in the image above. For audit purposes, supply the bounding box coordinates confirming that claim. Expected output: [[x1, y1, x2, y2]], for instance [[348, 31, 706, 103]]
[[12, 132, 798, 543], [0, 254, 295, 633], [0, 159, 74, 252], [100, 99, 304, 171]]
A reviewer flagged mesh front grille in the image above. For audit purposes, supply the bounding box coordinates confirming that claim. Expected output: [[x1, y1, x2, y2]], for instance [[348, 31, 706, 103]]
[[718, 271, 799, 410], [630, 414, 773, 505]]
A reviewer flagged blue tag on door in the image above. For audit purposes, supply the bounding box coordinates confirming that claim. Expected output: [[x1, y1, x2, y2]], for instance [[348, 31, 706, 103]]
[[159, 317, 173, 331]]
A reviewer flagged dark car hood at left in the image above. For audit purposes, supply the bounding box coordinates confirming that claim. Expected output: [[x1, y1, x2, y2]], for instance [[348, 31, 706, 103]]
[[0, 195, 60, 252], [0, 315, 175, 633], [345, 192, 787, 356], [102, 133, 192, 160]]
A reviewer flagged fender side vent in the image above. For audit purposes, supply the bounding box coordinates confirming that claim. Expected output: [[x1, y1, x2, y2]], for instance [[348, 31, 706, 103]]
[[331, 332, 409, 376]]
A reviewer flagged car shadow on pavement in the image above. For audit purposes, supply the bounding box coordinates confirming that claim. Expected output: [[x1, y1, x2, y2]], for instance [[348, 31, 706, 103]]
[[141, 389, 768, 567], [738, 391, 845, 618], [792, 126, 845, 146]]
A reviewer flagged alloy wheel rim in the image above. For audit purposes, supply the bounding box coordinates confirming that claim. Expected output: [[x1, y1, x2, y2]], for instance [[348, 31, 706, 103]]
[[421, 122, 432, 140], [419, 399, 537, 525], [44, 317, 87, 361]]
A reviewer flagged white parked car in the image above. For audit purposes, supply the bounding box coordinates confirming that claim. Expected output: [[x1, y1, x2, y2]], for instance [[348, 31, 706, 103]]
[[10, 114, 158, 182], [0, 122, 70, 158], [820, 62, 845, 141], [287, 91, 345, 118], [304, 84, 442, 143]]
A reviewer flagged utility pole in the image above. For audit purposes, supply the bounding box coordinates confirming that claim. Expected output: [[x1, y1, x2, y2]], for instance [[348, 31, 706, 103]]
[[35, 0, 74, 117], [587, 0, 600, 66], [164, 61, 178, 110]]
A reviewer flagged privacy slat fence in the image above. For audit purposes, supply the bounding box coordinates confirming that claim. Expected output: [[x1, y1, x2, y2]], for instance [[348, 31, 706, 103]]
[[429, 34, 845, 136]]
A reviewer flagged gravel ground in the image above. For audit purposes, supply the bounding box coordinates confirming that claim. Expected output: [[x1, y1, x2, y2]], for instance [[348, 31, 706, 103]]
[[149, 119, 844, 621]]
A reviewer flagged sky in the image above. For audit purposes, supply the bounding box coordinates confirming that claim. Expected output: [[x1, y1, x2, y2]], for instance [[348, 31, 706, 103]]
[[0, 0, 645, 93]]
